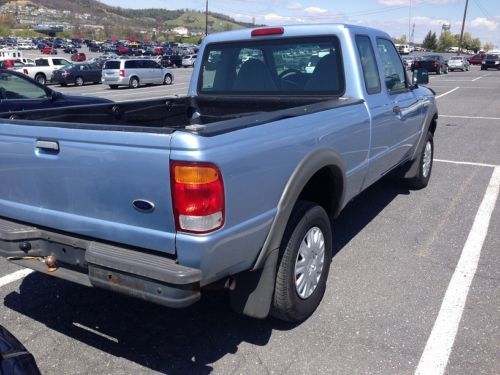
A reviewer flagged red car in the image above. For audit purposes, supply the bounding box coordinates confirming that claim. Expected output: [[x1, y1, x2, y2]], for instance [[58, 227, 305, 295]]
[[467, 53, 485, 65], [117, 46, 129, 55], [71, 52, 87, 62], [41, 46, 57, 55]]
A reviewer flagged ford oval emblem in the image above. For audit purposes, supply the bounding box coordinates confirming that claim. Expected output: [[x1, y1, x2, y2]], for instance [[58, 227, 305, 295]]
[[133, 199, 155, 213]]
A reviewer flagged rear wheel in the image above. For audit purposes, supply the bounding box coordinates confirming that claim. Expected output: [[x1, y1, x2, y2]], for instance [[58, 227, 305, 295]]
[[109, 85, 118, 89], [271, 201, 332, 322], [35, 74, 46, 85], [129, 77, 139, 89], [75, 76, 84, 86], [163, 74, 172, 85]]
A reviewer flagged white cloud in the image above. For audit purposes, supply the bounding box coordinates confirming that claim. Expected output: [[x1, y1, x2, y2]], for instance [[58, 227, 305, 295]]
[[287, 2, 302, 9], [303, 7, 328, 15], [262, 13, 294, 23], [470, 17, 498, 31], [378, 0, 456, 5]]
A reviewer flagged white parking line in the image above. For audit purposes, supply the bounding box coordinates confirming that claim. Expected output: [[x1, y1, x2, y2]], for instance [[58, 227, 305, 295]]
[[415, 166, 500, 375], [435, 159, 498, 168], [0, 268, 33, 288], [440, 115, 500, 121], [435, 87, 459, 99], [472, 74, 490, 82]]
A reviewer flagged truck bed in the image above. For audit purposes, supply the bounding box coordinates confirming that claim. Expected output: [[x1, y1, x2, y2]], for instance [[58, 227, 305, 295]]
[[0, 95, 358, 135]]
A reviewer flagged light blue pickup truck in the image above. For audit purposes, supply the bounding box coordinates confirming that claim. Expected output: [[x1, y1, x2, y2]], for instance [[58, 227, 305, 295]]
[[0, 24, 437, 322]]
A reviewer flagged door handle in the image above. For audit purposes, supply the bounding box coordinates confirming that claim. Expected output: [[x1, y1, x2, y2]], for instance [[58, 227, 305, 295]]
[[36, 140, 59, 154]]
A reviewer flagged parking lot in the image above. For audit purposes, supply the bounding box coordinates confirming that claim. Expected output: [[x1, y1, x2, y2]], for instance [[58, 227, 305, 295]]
[[0, 58, 499, 374]]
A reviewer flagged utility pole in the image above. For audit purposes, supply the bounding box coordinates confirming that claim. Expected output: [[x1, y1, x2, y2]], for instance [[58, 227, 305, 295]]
[[205, 0, 208, 36], [458, 0, 469, 54], [408, 0, 412, 45]]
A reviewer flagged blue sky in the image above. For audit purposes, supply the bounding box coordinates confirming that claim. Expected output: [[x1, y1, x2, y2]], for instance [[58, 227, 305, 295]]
[[100, 0, 500, 47]]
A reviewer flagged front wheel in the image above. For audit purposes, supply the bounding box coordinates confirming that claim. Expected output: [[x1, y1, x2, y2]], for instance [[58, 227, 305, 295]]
[[405, 132, 434, 189], [271, 201, 332, 322]]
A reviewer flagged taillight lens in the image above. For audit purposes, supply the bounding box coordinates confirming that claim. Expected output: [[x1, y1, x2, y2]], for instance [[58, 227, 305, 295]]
[[170, 161, 225, 233], [433, 61, 439, 66], [119, 69, 125, 77], [23, 69, 28, 75]]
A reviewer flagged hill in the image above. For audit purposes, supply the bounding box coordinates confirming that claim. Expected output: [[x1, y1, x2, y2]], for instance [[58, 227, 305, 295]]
[[0, 0, 255, 36]]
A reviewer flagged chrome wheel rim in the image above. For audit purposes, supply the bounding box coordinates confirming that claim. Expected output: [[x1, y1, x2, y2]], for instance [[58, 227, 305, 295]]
[[422, 140, 432, 178], [294, 226, 325, 299], [76, 77, 83, 86]]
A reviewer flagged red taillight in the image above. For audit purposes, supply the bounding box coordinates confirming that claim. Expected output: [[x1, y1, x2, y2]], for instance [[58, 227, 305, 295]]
[[119, 69, 125, 77], [23, 69, 28, 75], [251, 27, 284, 37], [433, 61, 439, 66], [170, 161, 225, 233]]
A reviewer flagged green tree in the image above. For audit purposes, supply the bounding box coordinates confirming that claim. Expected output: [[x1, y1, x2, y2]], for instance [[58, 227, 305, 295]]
[[422, 30, 437, 50], [483, 42, 494, 52], [437, 30, 454, 51], [470, 38, 481, 52], [0, 24, 11, 37], [395, 35, 408, 44]]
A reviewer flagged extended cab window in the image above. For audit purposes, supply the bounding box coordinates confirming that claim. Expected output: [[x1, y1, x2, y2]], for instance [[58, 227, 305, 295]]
[[355, 35, 381, 94], [376, 38, 406, 92], [199, 37, 344, 95]]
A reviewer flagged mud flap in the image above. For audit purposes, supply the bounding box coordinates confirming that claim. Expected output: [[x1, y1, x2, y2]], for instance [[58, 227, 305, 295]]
[[229, 248, 279, 319]]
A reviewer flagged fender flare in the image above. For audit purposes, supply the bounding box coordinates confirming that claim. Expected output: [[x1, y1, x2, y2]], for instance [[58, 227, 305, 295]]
[[404, 100, 438, 179], [252, 147, 346, 271]]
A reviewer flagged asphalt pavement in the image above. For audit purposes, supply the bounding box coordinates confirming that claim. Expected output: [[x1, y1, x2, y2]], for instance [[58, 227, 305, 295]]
[[0, 53, 499, 374]]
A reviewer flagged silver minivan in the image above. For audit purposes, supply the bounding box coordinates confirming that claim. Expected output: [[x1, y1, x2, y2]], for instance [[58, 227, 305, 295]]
[[102, 59, 174, 89]]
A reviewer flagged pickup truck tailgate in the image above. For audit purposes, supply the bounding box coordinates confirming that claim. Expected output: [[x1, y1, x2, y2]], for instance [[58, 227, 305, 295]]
[[0, 122, 176, 254]]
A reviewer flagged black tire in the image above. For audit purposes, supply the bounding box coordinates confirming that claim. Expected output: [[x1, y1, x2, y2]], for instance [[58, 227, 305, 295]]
[[271, 201, 332, 322], [163, 74, 172, 85], [60, 83, 67, 87], [35, 74, 46, 85], [129, 77, 139, 89], [443, 66, 448, 74], [405, 132, 434, 189], [436, 67, 441, 75], [109, 85, 118, 89], [75, 76, 84, 86]]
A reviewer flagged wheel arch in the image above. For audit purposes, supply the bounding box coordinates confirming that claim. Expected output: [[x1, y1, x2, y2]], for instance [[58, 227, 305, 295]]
[[252, 147, 346, 271]]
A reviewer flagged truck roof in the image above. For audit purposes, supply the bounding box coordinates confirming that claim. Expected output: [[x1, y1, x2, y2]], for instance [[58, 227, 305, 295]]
[[202, 23, 392, 44]]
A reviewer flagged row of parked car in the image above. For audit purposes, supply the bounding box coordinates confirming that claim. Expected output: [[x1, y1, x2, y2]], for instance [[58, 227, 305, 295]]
[[402, 53, 500, 74]]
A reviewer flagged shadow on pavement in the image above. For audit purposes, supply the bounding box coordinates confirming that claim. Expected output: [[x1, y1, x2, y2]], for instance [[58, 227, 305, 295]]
[[4, 177, 409, 374]]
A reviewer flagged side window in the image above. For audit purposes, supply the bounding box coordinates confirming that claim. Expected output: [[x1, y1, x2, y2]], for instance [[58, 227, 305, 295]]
[[0, 72, 47, 99], [376, 38, 406, 92], [355, 35, 381, 94]]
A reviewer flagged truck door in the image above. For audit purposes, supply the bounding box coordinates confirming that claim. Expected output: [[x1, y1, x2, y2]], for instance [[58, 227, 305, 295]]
[[363, 37, 422, 188]]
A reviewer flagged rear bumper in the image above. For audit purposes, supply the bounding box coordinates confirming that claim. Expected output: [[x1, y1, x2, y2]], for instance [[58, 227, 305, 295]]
[[0, 217, 201, 308]]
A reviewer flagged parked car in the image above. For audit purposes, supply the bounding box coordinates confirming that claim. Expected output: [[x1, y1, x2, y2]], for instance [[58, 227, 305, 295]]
[[411, 54, 448, 74], [40, 46, 57, 55], [182, 54, 197, 67], [0, 69, 111, 112], [64, 47, 78, 54], [467, 53, 485, 65], [0, 59, 25, 69], [401, 55, 416, 70], [14, 57, 72, 85], [102, 58, 174, 88], [52, 62, 103, 86], [481, 54, 500, 70], [447, 56, 470, 71], [71, 52, 87, 62], [160, 54, 183, 68]]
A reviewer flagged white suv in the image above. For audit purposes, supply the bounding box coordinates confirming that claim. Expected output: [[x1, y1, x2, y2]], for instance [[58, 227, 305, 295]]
[[102, 59, 174, 89]]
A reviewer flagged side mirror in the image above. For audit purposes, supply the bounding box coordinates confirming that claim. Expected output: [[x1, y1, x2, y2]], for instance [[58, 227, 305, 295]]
[[412, 68, 429, 85]]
